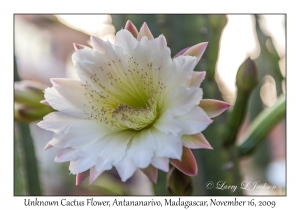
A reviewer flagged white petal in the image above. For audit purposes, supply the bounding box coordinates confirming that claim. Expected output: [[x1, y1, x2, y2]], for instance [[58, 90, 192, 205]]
[[73, 45, 132, 102], [44, 79, 88, 118], [160, 86, 203, 116], [137, 22, 154, 41], [115, 155, 137, 182], [89, 166, 103, 184], [153, 110, 182, 135], [90, 36, 106, 53], [151, 156, 169, 172], [83, 130, 135, 164], [38, 112, 111, 149], [132, 36, 173, 87], [150, 128, 182, 160], [127, 129, 156, 168], [55, 148, 78, 162], [190, 71, 206, 87], [95, 157, 113, 172], [99, 130, 135, 164], [152, 34, 168, 51], [115, 29, 139, 55], [176, 106, 213, 135], [38, 112, 84, 134], [69, 157, 97, 174], [169, 55, 198, 89]]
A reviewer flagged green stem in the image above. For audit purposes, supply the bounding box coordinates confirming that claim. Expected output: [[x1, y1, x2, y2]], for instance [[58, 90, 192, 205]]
[[223, 89, 251, 147], [238, 94, 286, 157], [228, 146, 243, 195], [17, 122, 42, 195]]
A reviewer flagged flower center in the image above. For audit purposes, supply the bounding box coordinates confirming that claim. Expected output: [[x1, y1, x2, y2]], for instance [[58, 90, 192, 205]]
[[82, 55, 166, 132]]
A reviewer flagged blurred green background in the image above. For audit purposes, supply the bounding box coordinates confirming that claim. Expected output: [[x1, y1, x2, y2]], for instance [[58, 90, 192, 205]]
[[14, 14, 286, 196]]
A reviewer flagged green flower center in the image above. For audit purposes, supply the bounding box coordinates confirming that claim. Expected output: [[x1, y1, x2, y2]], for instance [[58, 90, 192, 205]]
[[82, 56, 166, 132]]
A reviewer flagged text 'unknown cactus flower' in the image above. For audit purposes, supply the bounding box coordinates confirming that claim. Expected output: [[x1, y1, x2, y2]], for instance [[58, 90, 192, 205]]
[[38, 20, 230, 185]]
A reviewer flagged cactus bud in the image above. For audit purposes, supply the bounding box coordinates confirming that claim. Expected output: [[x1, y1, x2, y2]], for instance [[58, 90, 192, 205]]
[[14, 81, 54, 123], [236, 58, 258, 92], [167, 167, 193, 196]]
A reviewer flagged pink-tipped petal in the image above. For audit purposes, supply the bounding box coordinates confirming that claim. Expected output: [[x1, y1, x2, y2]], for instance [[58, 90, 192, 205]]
[[170, 147, 197, 176], [44, 143, 53, 150], [89, 166, 103, 184], [141, 165, 158, 184], [190, 71, 206, 87], [199, 99, 230, 118], [125, 20, 138, 38], [50, 78, 62, 86], [182, 133, 213, 149], [40, 100, 50, 106], [90, 36, 106, 53], [73, 43, 84, 51], [137, 22, 154, 41], [76, 170, 90, 186], [173, 47, 191, 58], [182, 42, 208, 61]]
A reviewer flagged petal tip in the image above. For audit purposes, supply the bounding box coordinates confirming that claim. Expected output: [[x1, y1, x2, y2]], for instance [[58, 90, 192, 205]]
[[141, 165, 158, 184], [125, 20, 138, 38], [50, 78, 60, 86], [170, 148, 198, 176], [76, 170, 90, 186], [40, 100, 50, 106], [73, 43, 84, 51], [183, 42, 208, 60], [44, 143, 53, 150], [199, 99, 230, 118]]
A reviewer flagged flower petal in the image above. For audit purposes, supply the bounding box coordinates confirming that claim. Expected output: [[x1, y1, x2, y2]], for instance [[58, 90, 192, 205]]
[[182, 133, 213, 149], [176, 106, 213, 135], [80, 130, 135, 166], [141, 165, 158, 183], [150, 127, 182, 160], [44, 78, 88, 118], [173, 46, 191, 58], [95, 157, 113, 172], [73, 43, 85, 51], [170, 147, 197, 176], [199, 99, 230, 118], [153, 110, 182, 135], [115, 29, 139, 55], [190, 71, 206, 87], [90, 36, 106, 53], [151, 155, 169, 172], [44, 143, 53, 150], [38, 112, 111, 149], [89, 166, 103, 184], [40, 100, 50, 106], [160, 86, 203, 116], [137, 22, 154, 41], [115, 155, 137, 182], [38, 112, 85, 133], [169, 55, 198, 89], [76, 170, 90, 186], [54, 147, 78, 162], [96, 130, 135, 164], [69, 157, 97, 174], [152, 34, 168, 51], [127, 129, 155, 168], [182, 42, 208, 61], [124, 20, 138, 38]]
